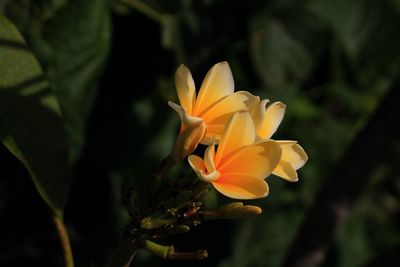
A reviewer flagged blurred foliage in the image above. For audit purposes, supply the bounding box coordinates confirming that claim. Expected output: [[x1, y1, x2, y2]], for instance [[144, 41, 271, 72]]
[[1, 0, 400, 266], [0, 16, 70, 219]]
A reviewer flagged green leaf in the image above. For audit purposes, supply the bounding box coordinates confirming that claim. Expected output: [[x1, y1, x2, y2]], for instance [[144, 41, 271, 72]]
[[250, 5, 323, 90], [0, 15, 70, 219], [28, 0, 111, 162]]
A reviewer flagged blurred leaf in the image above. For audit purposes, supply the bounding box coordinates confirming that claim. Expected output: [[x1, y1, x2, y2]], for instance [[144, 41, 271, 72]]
[[0, 15, 70, 219], [219, 207, 303, 267], [1, 0, 67, 27], [310, 0, 400, 83], [28, 0, 111, 162], [250, 5, 324, 90]]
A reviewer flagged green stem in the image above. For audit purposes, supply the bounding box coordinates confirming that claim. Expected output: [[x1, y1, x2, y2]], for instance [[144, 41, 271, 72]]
[[120, 0, 165, 23], [140, 239, 208, 260], [53, 216, 74, 267]]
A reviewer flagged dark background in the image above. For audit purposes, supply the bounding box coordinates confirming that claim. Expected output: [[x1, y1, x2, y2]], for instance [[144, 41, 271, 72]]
[[1, 0, 400, 266]]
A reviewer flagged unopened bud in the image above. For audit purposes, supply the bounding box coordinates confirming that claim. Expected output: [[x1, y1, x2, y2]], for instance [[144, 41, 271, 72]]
[[172, 121, 206, 162], [202, 204, 262, 220], [222, 205, 262, 219], [220, 202, 244, 211]]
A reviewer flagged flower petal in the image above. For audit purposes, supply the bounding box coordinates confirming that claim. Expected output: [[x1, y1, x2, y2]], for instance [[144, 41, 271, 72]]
[[257, 101, 286, 139], [219, 140, 282, 179], [188, 154, 206, 172], [277, 141, 308, 170], [202, 124, 224, 145], [272, 161, 298, 182], [194, 62, 234, 115], [201, 91, 260, 125], [175, 64, 196, 114], [214, 112, 256, 166], [188, 155, 220, 182], [168, 101, 203, 130], [272, 141, 307, 182], [251, 99, 269, 133], [212, 174, 269, 199], [204, 143, 216, 173]]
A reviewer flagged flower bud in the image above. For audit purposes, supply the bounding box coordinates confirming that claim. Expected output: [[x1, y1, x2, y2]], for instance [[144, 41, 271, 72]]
[[220, 202, 244, 211], [222, 205, 262, 219], [172, 121, 206, 162], [202, 204, 262, 220]]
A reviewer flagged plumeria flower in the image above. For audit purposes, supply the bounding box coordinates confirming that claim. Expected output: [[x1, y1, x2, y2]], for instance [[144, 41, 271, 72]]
[[188, 112, 282, 199], [251, 99, 308, 182], [169, 62, 257, 144]]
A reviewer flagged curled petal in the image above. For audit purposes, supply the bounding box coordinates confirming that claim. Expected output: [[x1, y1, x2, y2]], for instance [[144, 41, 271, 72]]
[[219, 140, 282, 179], [194, 62, 234, 115], [204, 143, 216, 173], [277, 141, 308, 170], [251, 99, 269, 132], [175, 64, 196, 114], [168, 101, 203, 130], [188, 155, 220, 182], [273, 161, 298, 182], [273, 141, 308, 182], [188, 155, 205, 172], [256, 101, 286, 139], [172, 121, 206, 161], [212, 174, 269, 199], [214, 112, 256, 166]]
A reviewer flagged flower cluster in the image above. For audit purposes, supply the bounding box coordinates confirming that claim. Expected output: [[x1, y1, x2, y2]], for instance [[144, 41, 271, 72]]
[[169, 62, 308, 200]]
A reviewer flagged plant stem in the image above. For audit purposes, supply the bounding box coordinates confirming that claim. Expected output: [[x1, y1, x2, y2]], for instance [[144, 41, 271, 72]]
[[53, 216, 74, 267], [120, 0, 165, 23], [141, 239, 208, 260]]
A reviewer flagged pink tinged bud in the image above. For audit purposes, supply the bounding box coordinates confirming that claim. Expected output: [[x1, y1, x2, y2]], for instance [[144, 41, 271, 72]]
[[172, 121, 206, 162]]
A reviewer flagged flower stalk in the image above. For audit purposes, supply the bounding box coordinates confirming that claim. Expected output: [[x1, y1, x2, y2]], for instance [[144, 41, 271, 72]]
[[119, 0, 165, 23], [53, 216, 74, 267], [140, 239, 208, 260]]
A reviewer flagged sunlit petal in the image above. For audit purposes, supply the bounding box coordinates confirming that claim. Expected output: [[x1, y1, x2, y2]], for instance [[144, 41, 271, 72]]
[[219, 140, 282, 179], [204, 143, 216, 173], [201, 91, 260, 125], [188, 155, 206, 171], [188, 155, 220, 182], [251, 99, 269, 133], [212, 174, 269, 199], [202, 124, 224, 144], [194, 62, 234, 115], [175, 64, 196, 114], [277, 141, 308, 169], [214, 112, 256, 165], [257, 101, 286, 139], [168, 101, 203, 130], [273, 161, 298, 182]]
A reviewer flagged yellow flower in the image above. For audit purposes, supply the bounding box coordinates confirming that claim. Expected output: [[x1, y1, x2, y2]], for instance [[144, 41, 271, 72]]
[[188, 112, 282, 199], [169, 62, 257, 144], [251, 99, 308, 182]]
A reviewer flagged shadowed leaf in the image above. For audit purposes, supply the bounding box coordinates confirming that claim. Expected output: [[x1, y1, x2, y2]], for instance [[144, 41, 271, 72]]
[[0, 15, 70, 219]]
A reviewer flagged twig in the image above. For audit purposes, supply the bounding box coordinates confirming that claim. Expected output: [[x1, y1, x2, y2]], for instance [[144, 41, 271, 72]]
[[53, 216, 74, 267], [119, 0, 165, 23]]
